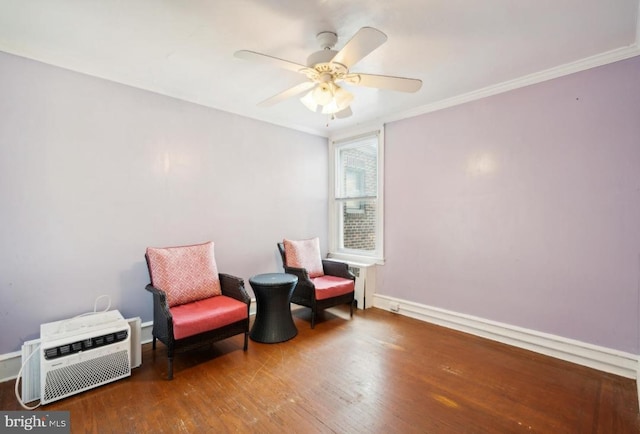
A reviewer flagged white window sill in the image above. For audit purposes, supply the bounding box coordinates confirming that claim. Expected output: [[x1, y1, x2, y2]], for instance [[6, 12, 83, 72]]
[[327, 252, 385, 266]]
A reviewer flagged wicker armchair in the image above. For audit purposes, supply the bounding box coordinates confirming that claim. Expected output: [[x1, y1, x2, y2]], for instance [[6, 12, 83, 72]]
[[278, 240, 355, 328], [145, 242, 250, 379]]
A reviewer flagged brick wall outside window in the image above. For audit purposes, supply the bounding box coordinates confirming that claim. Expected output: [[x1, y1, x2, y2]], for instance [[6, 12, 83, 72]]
[[341, 148, 377, 251]]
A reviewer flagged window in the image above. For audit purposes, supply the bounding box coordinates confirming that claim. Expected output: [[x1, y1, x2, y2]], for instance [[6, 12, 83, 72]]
[[329, 129, 383, 262], [344, 167, 365, 213]]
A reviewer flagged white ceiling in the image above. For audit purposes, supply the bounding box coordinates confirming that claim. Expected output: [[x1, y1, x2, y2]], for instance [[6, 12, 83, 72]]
[[1, 0, 638, 137]]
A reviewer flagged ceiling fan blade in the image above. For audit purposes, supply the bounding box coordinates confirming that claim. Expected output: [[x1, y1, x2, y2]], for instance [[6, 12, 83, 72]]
[[331, 27, 387, 68], [258, 81, 316, 107], [234, 50, 307, 74], [344, 73, 422, 93], [334, 106, 352, 119]]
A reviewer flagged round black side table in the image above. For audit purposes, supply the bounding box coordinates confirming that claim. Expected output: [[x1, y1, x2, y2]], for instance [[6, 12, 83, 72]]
[[249, 273, 298, 343]]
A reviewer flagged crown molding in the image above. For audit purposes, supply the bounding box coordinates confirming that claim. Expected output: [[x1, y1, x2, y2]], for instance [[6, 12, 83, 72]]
[[382, 44, 640, 126]]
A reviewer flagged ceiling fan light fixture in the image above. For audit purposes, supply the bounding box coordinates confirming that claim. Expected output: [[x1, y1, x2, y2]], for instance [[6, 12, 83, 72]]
[[333, 85, 353, 107], [300, 90, 321, 112], [312, 83, 333, 106], [321, 85, 353, 114], [321, 102, 342, 115], [301, 82, 353, 115]]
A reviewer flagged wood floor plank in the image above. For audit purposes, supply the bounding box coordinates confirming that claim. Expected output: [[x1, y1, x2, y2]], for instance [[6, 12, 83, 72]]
[[1, 306, 639, 433]]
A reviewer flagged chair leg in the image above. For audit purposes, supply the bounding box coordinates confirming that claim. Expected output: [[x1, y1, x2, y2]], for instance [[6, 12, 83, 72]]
[[167, 356, 174, 380], [350, 300, 354, 318], [243, 332, 249, 351], [311, 307, 316, 329], [152, 336, 156, 350]]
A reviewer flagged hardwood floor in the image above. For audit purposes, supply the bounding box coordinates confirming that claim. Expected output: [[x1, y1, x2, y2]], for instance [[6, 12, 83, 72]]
[[2, 306, 639, 433]]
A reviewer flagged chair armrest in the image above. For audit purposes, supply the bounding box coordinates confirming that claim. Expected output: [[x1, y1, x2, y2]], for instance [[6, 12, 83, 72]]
[[145, 283, 173, 339], [145, 283, 171, 313], [283, 265, 315, 301], [283, 265, 313, 286], [322, 260, 356, 280], [219, 273, 251, 305]]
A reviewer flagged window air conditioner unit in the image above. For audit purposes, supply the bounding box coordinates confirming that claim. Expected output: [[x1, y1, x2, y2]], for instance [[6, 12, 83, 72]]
[[21, 310, 134, 405]]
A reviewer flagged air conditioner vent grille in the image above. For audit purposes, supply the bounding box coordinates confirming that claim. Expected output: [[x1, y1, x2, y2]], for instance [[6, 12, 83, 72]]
[[43, 349, 130, 404]]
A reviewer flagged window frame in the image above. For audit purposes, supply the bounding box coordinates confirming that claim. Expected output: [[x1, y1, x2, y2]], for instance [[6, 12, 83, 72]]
[[328, 126, 384, 264]]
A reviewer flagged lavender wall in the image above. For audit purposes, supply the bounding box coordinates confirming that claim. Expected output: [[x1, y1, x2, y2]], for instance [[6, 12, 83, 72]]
[[381, 56, 640, 354], [0, 52, 328, 354]]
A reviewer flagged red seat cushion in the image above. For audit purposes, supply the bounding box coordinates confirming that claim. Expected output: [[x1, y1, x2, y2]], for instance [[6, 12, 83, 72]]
[[312, 275, 355, 300], [170, 295, 248, 340]]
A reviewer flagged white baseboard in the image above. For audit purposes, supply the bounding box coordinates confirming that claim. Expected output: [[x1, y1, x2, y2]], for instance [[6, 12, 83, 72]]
[[140, 320, 154, 345], [0, 351, 24, 383], [373, 294, 639, 380]]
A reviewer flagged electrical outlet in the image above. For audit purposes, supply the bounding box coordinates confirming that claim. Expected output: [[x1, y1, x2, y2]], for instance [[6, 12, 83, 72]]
[[390, 302, 400, 312]]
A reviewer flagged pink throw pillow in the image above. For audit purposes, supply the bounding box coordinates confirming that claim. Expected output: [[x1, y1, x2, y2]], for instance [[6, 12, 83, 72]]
[[283, 238, 324, 278], [146, 241, 222, 307]]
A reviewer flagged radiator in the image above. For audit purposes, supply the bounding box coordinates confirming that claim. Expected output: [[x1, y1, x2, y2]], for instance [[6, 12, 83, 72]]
[[348, 262, 376, 309]]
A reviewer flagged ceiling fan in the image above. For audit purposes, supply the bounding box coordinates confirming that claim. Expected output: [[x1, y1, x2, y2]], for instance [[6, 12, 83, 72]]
[[234, 27, 422, 119]]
